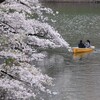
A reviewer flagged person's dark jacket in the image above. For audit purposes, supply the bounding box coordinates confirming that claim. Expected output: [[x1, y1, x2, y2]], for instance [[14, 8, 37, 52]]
[[78, 41, 85, 48]]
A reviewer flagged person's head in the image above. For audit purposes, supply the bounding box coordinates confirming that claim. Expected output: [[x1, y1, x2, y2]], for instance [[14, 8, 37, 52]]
[[87, 40, 90, 43], [80, 40, 82, 43]]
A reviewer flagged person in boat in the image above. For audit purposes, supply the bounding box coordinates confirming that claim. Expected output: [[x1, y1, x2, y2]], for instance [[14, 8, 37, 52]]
[[78, 40, 85, 48], [85, 40, 91, 48]]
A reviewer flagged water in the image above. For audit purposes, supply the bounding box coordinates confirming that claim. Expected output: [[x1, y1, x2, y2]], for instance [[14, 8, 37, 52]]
[[43, 3, 100, 47], [37, 3, 100, 100]]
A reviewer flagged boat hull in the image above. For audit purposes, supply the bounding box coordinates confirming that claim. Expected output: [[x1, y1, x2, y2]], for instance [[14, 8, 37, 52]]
[[73, 47, 94, 53]]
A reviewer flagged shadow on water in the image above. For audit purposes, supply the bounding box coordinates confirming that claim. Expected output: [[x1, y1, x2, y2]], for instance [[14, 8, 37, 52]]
[[42, 48, 100, 100], [35, 47, 100, 76], [34, 47, 100, 100]]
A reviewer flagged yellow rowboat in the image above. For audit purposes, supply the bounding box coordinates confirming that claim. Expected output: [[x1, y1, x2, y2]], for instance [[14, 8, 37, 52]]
[[72, 46, 95, 53]]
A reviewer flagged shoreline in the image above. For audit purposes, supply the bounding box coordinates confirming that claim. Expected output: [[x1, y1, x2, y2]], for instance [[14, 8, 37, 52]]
[[40, 0, 100, 3]]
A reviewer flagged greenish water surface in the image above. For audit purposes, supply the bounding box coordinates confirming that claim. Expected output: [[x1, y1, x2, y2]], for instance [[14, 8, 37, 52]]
[[43, 3, 100, 47], [37, 3, 100, 100]]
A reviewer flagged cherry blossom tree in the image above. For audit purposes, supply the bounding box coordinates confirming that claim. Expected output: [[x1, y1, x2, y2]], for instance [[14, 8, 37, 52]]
[[0, 0, 69, 99]]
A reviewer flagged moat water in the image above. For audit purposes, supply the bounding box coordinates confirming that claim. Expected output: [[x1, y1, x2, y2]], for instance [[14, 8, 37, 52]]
[[36, 3, 100, 100]]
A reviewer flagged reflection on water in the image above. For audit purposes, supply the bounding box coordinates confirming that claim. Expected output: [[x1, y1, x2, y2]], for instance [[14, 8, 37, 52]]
[[50, 64, 100, 100], [73, 51, 93, 60], [35, 50, 100, 100], [39, 3, 100, 100]]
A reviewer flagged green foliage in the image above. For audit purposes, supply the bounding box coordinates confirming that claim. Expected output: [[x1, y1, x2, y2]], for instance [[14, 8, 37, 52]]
[[5, 58, 15, 66], [9, 9, 16, 13]]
